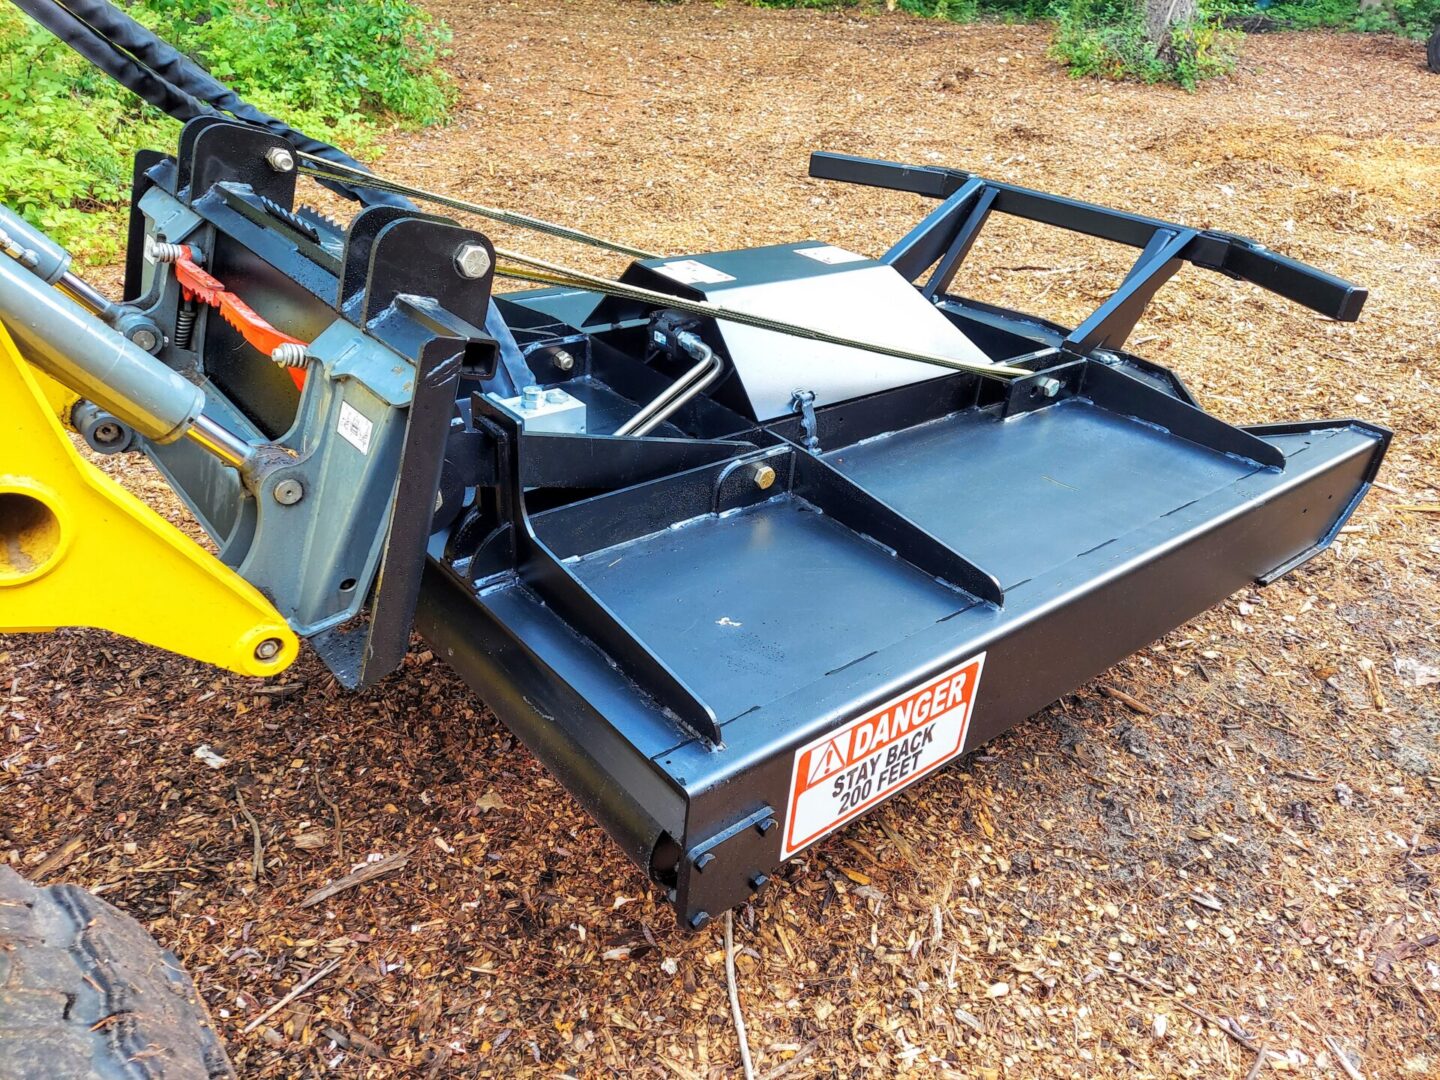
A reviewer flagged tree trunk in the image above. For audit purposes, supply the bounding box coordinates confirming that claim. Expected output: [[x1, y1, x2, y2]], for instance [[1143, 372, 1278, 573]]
[[1144, 0, 1196, 60]]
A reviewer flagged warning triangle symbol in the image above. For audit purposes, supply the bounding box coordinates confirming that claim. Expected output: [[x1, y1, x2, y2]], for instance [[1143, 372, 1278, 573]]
[[807, 737, 848, 785]]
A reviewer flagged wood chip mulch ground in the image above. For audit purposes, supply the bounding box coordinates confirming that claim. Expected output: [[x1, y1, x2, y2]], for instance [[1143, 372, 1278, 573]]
[[3, 2, 1438, 1076]]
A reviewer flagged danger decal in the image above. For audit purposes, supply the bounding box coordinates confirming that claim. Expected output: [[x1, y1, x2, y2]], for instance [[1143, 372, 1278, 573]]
[[781, 653, 986, 859]]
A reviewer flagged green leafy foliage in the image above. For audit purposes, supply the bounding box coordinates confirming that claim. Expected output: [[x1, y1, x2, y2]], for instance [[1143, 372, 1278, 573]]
[[0, 1, 452, 262], [1050, 0, 1240, 89], [898, 0, 1057, 20], [1209, 0, 1439, 38]]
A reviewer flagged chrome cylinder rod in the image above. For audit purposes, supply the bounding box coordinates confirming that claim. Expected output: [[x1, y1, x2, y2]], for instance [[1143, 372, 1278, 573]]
[[55, 271, 119, 321], [186, 413, 257, 470]]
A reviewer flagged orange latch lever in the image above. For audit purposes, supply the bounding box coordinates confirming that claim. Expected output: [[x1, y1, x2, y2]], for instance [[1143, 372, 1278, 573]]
[[172, 246, 308, 390]]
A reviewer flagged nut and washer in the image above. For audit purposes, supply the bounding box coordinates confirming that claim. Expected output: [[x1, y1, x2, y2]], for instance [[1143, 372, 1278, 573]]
[[454, 242, 492, 280], [272, 478, 305, 506], [265, 146, 296, 173], [751, 463, 778, 491], [1033, 377, 1062, 399], [253, 638, 284, 661]]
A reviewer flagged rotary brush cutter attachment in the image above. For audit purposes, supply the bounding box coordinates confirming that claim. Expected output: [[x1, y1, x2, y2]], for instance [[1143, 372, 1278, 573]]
[[0, 1, 1389, 929], [422, 154, 1389, 926]]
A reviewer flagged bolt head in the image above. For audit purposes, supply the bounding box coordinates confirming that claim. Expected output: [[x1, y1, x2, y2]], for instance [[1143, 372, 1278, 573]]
[[688, 911, 711, 930], [265, 146, 296, 173], [755, 816, 778, 836], [129, 327, 159, 352], [552, 349, 575, 372], [254, 637, 283, 661], [1033, 377, 1062, 399], [694, 852, 716, 873], [454, 242, 492, 280], [749, 873, 770, 892], [751, 463, 777, 491], [273, 478, 304, 506]]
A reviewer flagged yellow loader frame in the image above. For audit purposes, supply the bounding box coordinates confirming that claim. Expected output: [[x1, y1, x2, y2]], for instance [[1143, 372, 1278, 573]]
[[0, 320, 296, 676]]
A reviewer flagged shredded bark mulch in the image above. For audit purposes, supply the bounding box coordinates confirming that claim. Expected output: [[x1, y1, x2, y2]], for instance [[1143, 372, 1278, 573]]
[[3, 3, 1438, 1076]]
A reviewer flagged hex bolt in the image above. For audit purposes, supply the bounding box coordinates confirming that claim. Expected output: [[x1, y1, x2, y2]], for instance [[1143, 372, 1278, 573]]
[[1034, 377, 1062, 399], [755, 816, 778, 836], [265, 146, 296, 173], [751, 463, 777, 491], [544, 388, 569, 405], [749, 873, 770, 892], [272, 478, 304, 506], [688, 911, 711, 930], [694, 852, 716, 873], [454, 242, 492, 280], [552, 349, 575, 372], [128, 327, 159, 352], [253, 638, 283, 662], [520, 384, 544, 411]]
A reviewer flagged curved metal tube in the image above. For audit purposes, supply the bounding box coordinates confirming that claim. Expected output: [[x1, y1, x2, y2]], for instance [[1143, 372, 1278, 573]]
[[615, 340, 720, 437], [628, 354, 724, 437]]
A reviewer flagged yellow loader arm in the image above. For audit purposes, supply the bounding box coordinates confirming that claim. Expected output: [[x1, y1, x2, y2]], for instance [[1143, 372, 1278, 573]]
[[0, 321, 297, 676]]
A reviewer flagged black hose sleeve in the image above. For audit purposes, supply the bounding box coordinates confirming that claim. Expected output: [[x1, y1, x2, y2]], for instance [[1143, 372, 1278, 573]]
[[11, 0, 212, 122]]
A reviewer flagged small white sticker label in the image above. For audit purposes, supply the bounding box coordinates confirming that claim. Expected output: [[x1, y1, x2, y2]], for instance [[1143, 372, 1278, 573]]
[[781, 652, 986, 859], [337, 401, 374, 455], [794, 245, 868, 266], [654, 259, 736, 286]]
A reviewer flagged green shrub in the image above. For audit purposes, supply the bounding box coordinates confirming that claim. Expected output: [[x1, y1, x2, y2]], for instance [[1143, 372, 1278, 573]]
[[0, 1, 452, 262], [1050, 0, 1240, 88], [1353, 0, 1440, 37], [1210, 0, 1440, 37], [898, 0, 1057, 20]]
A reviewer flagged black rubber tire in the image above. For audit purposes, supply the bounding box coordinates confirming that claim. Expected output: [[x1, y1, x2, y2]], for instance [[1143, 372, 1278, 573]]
[[1428, 27, 1440, 74], [0, 867, 234, 1079]]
